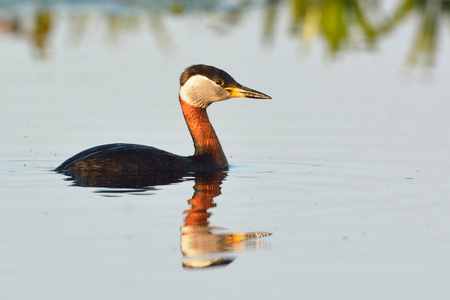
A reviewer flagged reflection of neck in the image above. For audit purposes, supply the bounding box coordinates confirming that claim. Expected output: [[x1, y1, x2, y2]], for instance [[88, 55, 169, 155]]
[[180, 96, 228, 169], [183, 176, 222, 227]]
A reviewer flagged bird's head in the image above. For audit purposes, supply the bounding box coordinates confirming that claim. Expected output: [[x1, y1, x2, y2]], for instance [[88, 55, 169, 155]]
[[179, 64, 271, 108]]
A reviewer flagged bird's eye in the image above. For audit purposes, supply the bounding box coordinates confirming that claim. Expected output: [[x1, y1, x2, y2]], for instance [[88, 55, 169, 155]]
[[215, 80, 223, 86]]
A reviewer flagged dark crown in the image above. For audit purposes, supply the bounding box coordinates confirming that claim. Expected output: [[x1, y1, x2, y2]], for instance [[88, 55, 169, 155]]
[[180, 64, 240, 88]]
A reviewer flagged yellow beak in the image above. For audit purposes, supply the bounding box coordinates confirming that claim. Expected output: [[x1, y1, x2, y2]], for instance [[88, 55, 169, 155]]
[[225, 86, 272, 99]]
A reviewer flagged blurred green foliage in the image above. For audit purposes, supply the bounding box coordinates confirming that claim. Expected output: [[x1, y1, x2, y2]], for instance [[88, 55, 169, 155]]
[[0, 0, 448, 66]]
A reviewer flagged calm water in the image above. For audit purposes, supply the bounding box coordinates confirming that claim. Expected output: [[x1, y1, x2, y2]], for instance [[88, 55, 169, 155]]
[[1, 1, 450, 299]]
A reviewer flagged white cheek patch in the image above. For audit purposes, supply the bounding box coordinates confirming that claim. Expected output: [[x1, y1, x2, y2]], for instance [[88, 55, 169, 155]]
[[179, 75, 230, 108]]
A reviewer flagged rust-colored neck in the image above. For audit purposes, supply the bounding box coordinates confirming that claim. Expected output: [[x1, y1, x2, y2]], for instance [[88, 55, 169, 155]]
[[179, 95, 228, 169]]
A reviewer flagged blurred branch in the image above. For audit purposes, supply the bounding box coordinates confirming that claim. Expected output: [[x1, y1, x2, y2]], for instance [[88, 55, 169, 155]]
[[107, 13, 141, 42], [32, 10, 54, 59], [68, 13, 90, 46], [407, 0, 442, 67], [320, 0, 349, 53], [148, 13, 174, 52], [0, 0, 448, 67], [263, 0, 280, 44]]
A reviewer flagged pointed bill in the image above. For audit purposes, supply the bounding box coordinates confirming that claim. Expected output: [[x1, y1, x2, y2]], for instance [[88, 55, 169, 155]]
[[225, 86, 272, 99]]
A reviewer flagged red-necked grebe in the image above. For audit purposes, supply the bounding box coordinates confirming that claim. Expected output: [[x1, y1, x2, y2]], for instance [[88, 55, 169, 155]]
[[55, 64, 271, 175]]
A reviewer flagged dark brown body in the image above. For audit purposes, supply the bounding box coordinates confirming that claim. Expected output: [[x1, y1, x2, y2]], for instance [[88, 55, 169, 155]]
[[55, 142, 225, 174]]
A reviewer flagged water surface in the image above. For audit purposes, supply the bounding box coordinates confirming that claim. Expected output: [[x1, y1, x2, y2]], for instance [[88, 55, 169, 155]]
[[1, 1, 450, 299]]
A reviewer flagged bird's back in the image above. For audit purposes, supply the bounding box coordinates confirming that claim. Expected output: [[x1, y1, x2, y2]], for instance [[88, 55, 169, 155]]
[[55, 143, 192, 174]]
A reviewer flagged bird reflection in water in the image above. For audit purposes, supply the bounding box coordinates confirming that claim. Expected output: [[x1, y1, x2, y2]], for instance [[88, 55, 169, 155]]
[[181, 171, 271, 269], [59, 170, 271, 269]]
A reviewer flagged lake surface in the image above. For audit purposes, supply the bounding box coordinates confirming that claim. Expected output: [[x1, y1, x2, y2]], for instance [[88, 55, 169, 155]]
[[1, 1, 450, 299]]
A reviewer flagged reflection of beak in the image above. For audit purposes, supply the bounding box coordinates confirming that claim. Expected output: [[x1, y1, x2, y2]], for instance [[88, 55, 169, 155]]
[[225, 86, 272, 99]]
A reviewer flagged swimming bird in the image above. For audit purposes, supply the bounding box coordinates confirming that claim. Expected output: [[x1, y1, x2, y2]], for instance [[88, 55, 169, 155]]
[[55, 64, 271, 179]]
